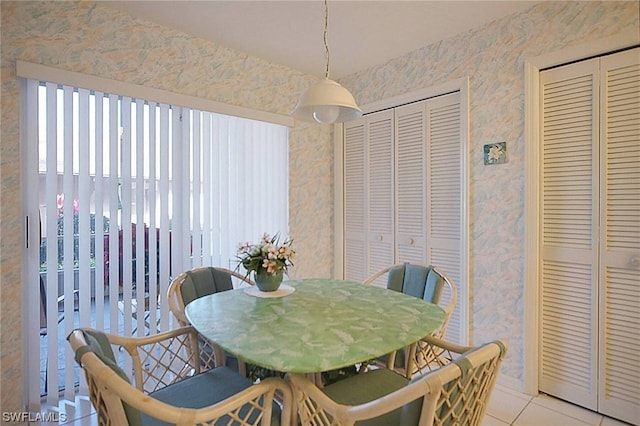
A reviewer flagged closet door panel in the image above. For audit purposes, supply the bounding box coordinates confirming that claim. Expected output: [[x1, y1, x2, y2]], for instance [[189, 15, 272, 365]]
[[367, 110, 395, 282], [426, 92, 463, 344], [395, 102, 427, 263], [341, 90, 467, 343], [540, 58, 600, 410], [598, 48, 640, 424], [344, 120, 367, 282]]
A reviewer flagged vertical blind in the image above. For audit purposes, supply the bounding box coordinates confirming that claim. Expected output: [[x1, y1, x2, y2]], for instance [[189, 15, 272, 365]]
[[23, 78, 289, 408]]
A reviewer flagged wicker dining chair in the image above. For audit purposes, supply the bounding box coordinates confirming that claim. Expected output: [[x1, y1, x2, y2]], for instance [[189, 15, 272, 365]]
[[167, 266, 254, 327], [364, 263, 458, 378], [68, 326, 292, 426], [287, 336, 507, 426], [167, 266, 254, 374]]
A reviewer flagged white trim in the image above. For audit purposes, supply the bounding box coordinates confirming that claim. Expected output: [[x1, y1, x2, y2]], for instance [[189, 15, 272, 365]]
[[21, 78, 42, 412], [497, 374, 525, 394], [459, 76, 470, 346], [523, 29, 639, 396], [523, 59, 541, 396], [360, 78, 467, 115], [333, 123, 345, 278], [15, 60, 295, 127]]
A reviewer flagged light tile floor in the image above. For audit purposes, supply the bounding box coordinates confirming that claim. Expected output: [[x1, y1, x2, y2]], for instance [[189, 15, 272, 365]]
[[48, 383, 634, 425], [483, 384, 633, 426]]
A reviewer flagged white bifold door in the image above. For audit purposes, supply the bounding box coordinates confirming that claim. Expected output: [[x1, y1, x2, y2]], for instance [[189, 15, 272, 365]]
[[342, 92, 467, 345], [539, 48, 640, 424]]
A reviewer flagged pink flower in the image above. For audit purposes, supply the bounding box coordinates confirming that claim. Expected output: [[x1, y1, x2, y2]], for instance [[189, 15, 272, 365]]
[[56, 193, 65, 217], [55, 193, 80, 216], [237, 233, 295, 277]]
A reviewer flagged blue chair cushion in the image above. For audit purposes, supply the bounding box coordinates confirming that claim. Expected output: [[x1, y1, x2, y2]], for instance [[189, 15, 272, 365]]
[[180, 268, 233, 306], [322, 369, 422, 426], [143, 366, 282, 426], [423, 267, 445, 304], [402, 264, 430, 299], [180, 268, 247, 373], [72, 330, 143, 426], [386, 263, 445, 304], [387, 265, 405, 293], [383, 264, 445, 368]]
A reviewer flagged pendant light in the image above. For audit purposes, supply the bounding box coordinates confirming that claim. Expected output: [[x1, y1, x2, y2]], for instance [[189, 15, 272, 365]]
[[292, 0, 362, 124]]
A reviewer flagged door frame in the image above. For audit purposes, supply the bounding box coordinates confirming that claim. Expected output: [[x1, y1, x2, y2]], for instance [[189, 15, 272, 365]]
[[523, 29, 639, 396]]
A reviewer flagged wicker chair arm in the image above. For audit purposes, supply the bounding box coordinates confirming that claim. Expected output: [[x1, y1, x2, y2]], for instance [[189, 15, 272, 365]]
[[419, 334, 472, 355], [82, 350, 291, 425], [105, 325, 196, 347], [69, 329, 292, 426], [362, 263, 405, 286], [287, 369, 456, 425], [167, 272, 191, 326], [287, 339, 507, 426]]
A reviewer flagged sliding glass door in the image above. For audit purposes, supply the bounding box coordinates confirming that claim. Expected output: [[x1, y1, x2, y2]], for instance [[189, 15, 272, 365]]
[[22, 77, 289, 408]]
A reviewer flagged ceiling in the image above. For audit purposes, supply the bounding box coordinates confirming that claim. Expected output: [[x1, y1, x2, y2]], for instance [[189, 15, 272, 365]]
[[105, 1, 540, 79]]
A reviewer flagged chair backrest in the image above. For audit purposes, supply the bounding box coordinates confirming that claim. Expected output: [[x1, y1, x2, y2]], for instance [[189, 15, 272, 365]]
[[68, 326, 292, 426], [80, 329, 146, 424], [364, 263, 458, 340], [167, 266, 253, 326], [287, 337, 507, 426]]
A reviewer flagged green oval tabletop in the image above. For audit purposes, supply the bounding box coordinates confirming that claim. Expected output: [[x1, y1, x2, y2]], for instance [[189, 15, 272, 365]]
[[185, 278, 446, 374]]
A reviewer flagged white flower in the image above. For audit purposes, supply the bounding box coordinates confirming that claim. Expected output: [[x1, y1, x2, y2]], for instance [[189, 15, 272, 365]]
[[236, 233, 295, 277], [488, 145, 504, 161]]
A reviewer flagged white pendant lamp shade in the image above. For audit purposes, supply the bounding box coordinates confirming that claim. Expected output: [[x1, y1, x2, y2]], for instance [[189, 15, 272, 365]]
[[292, 78, 362, 124], [291, 0, 362, 124]]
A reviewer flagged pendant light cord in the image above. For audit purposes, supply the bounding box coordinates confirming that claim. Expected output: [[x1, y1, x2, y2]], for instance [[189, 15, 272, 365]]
[[323, 0, 330, 79]]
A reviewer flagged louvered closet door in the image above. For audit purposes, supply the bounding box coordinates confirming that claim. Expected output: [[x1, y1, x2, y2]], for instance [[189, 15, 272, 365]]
[[344, 120, 367, 282], [395, 102, 427, 263], [367, 110, 396, 281], [342, 92, 467, 342], [425, 92, 463, 344], [598, 48, 640, 424], [540, 57, 600, 411], [541, 48, 640, 424]]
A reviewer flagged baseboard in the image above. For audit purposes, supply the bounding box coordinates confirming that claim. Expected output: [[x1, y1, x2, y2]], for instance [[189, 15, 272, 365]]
[[496, 375, 533, 396]]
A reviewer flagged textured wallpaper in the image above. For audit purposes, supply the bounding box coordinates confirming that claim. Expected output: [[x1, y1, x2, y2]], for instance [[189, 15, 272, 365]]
[[1, 0, 638, 413], [340, 0, 639, 385], [0, 0, 331, 412]]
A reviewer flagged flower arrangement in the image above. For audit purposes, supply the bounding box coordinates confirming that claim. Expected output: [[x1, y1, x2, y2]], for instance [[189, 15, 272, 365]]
[[236, 233, 295, 277]]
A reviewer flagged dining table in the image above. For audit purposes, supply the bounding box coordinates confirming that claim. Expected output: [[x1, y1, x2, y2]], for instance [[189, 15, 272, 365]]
[[185, 278, 446, 374]]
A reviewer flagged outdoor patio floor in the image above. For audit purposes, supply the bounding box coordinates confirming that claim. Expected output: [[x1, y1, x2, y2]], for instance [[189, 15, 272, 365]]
[[39, 295, 162, 397]]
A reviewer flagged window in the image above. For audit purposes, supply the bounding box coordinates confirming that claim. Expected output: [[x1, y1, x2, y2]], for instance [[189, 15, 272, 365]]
[[22, 76, 289, 406]]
